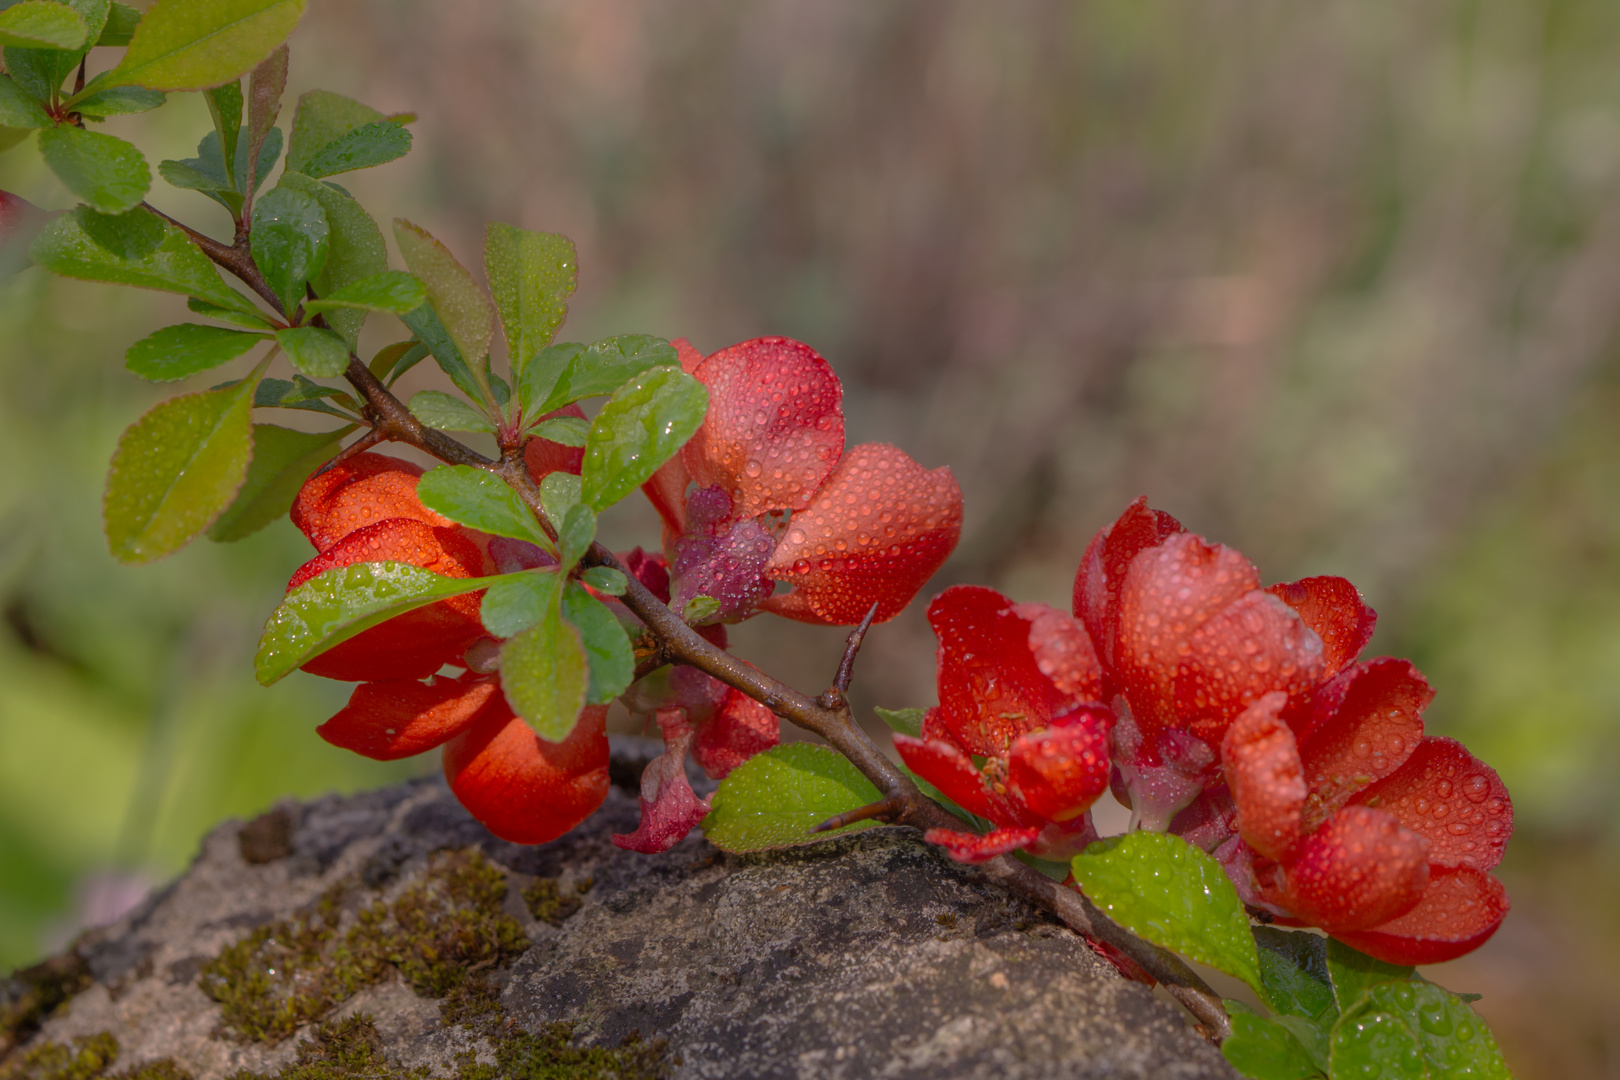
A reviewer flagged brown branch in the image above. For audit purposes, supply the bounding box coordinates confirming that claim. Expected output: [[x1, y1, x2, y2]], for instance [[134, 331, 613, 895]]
[[811, 795, 906, 833], [140, 202, 287, 316], [816, 601, 878, 712]]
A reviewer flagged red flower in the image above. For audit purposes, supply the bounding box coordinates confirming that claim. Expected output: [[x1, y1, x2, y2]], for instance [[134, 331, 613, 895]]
[[894, 585, 1114, 863], [644, 337, 963, 626], [287, 449, 609, 845]]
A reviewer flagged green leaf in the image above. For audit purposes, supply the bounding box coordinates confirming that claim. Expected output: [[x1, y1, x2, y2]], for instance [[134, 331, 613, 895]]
[[580, 365, 707, 511], [95, 1, 139, 46], [874, 706, 925, 738], [250, 185, 328, 313], [479, 568, 559, 639], [277, 171, 385, 349], [543, 335, 679, 412], [103, 376, 256, 564], [255, 561, 500, 685], [298, 119, 409, 179], [108, 0, 305, 92], [1333, 980, 1511, 1080], [1220, 1005, 1323, 1080], [375, 341, 428, 385], [285, 89, 380, 173], [1326, 938, 1414, 1012], [1070, 832, 1264, 995], [156, 127, 277, 214], [207, 422, 348, 541], [703, 744, 884, 853], [275, 325, 348, 378], [515, 341, 580, 418], [255, 374, 358, 419], [38, 126, 149, 214], [188, 296, 275, 330], [1253, 928, 1338, 1022], [483, 223, 575, 380], [557, 503, 595, 571], [681, 595, 719, 624], [399, 301, 485, 403], [69, 84, 166, 118], [500, 605, 589, 742], [203, 81, 242, 175], [1327, 1003, 1426, 1080], [415, 465, 551, 547], [0, 75, 51, 128], [302, 270, 424, 316], [0, 1, 88, 50], [531, 415, 588, 448], [60, 0, 109, 43], [409, 390, 494, 434], [394, 218, 495, 403], [125, 322, 266, 381], [580, 566, 627, 595], [560, 580, 632, 705], [30, 205, 255, 310]]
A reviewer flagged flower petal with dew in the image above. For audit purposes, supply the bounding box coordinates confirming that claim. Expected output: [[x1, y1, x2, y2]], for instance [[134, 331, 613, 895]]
[[1219, 693, 1305, 861], [1350, 736, 1512, 871], [1296, 659, 1431, 826], [318, 674, 498, 760], [691, 688, 779, 781], [1333, 865, 1511, 966], [291, 453, 454, 552], [1265, 575, 1377, 681], [613, 710, 712, 854], [922, 826, 1042, 864], [1073, 495, 1183, 671]]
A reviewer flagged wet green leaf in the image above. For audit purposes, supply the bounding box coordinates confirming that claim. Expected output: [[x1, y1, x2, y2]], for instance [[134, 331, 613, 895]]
[[415, 465, 551, 547], [557, 503, 595, 571], [125, 322, 266, 381], [500, 605, 588, 742], [298, 119, 409, 179], [207, 423, 348, 541], [394, 218, 494, 403], [30, 206, 255, 310], [399, 302, 484, 403], [538, 471, 580, 533], [109, 0, 305, 92], [0, 1, 88, 50], [1326, 938, 1414, 1012], [483, 223, 575, 380], [285, 89, 380, 173], [204, 82, 243, 176], [0, 75, 51, 128], [255, 561, 499, 685], [68, 83, 165, 118], [874, 706, 925, 738], [1331, 980, 1511, 1080], [541, 334, 678, 411], [251, 185, 328, 314], [275, 326, 348, 378], [255, 374, 358, 419], [681, 595, 719, 624], [95, 1, 138, 46], [531, 415, 588, 447], [479, 568, 559, 639], [560, 580, 632, 705], [1254, 928, 1337, 1022], [302, 270, 424, 316], [277, 171, 384, 349], [1221, 1004, 1323, 1080], [704, 744, 883, 852], [408, 390, 494, 434], [1070, 831, 1264, 995], [158, 127, 279, 215], [104, 376, 256, 564], [580, 566, 627, 595], [580, 365, 707, 511], [38, 126, 149, 214], [515, 341, 579, 419], [187, 297, 275, 330]]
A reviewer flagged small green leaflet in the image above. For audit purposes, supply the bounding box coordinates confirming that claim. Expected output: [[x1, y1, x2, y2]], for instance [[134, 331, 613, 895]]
[[409, 390, 494, 434], [188, 297, 275, 330], [285, 89, 380, 173], [299, 119, 410, 179], [480, 569, 559, 639], [400, 301, 485, 404], [483, 223, 575, 381], [68, 84, 166, 118], [560, 580, 633, 705], [0, 1, 88, 50], [38, 126, 150, 214], [394, 219, 495, 405], [531, 414, 588, 447], [539, 471, 581, 533], [1221, 1004, 1322, 1080], [1070, 832, 1264, 996], [580, 364, 707, 511], [30, 207, 261, 310], [125, 322, 266, 381], [580, 566, 627, 595], [557, 503, 595, 571], [159, 127, 282, 215], [500, 605, 589, 742], [681, 595, 719, 624], [1329, 980, 1510, 1080], [208, 423, 349, 541], [1325, 938, 1413, 1013], [256, 561, 503, 684], [703, 744, 883, 852], [251, 186, 328, 314], [518, 335, 679, 420], [255, 375, 359, 419], [1255, 928, 1338, 1022], [103, 375, 257, 564], [96, 1, 139, 46], [204, 81, 243, 173], [279, 172, 386, 349], [108, 0, 306, 92], [875, 706, 925, 738], [275, 326, 349, 378], [0, 75, 51, 128], [415, 465, 552, 548], [302, 270, 425, 316]]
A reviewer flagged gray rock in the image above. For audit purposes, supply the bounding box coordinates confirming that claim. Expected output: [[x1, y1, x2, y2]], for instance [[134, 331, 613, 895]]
[[7, 740, 1236, 1080]]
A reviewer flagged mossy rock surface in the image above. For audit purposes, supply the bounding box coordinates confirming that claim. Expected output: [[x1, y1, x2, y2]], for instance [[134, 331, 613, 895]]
[[1, 738, 1235, 1080]]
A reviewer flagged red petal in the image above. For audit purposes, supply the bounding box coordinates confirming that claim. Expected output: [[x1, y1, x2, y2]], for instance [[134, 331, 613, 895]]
[[893, 733, 996, 819], [670, 337, 705, 374], [683, 337, 844, 518], [1007, 710, 1112, 824], [1116, 532, 1260, 733], [920, 585, 1067, 755], [1222, 693, 1305, 861], [1351, 737, 1513, 872], [1334, 866, 1510, 965], [1174, 592, 1324, 746], [524, 404, 587, 481], [1281, 805, 1430, 932], [692, 688, 780, 780], [1073, 497, 1183, 671], [764, 443, 962, 625], [613, 710, 711, 853], [923, 826, 1041, 863], [442, 704, 610, 845], [1266, 576, 1376, 679], [289, 518, 488, 681], [1297, 659, 1431, 826], [317, 675, 497, 760], [667, 487, 775, 621], [1011, 602, 1106, 703], [291, 453, 452, 552], [620, 547, 671, 603]]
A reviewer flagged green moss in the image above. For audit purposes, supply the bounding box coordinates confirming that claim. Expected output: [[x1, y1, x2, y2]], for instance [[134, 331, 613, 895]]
[[519, 878, 589, 928], [0, 1032, 192, 1080], [1, 954, 93, 1057], [470, 1022, 668, 1080], [226, 1016, 422, 1080], [437, 978, 502, 1033]]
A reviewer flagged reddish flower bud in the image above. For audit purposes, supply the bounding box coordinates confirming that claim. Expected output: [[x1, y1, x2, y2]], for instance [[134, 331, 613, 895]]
[[442, 703, 611, 846], [290, 453, 450, 552], [317, 674, 498, 760], [1279, 805, 1431, 932]]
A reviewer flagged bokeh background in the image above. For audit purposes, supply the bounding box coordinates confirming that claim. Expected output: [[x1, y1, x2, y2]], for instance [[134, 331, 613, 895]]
[[2, 2, 1618, 1076]]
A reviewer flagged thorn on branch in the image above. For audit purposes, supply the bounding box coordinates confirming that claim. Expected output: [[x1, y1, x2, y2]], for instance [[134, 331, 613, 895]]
[[810, 794, 906, 833], [815, 601, 879, 712]]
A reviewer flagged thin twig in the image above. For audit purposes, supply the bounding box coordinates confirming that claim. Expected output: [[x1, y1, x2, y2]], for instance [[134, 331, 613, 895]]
[[312, 427, 387, 478], [811, 795, 906, 833], [816, 601, 879, 712]]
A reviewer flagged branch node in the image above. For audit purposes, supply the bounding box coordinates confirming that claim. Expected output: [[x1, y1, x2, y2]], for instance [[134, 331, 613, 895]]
[[815, 601, 880, 712]]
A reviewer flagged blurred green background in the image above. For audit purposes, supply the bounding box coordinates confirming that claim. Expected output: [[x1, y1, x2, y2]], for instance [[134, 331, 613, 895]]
[[3, 2, 1619, 1076]]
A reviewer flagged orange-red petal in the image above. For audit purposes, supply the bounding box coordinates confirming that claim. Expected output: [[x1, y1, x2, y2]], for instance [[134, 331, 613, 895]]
[[1333, 866, 1509, 966], [442, 703, 610, 845], [923, 826, 1041, 863], [1296, 659, 1431, 826], [1281, 805, 1430, 932], [524, 404, 587, 481], [691, 688, 780, 780], [1266, 575, 1377, 679], [1351, 737, 1513, 872], [893, 733, 995, 820], [683, 337, 844, 517], [1222, 693, 1306, 861], [764, 443, 962, 625], [1173, 591, 1324, 746], [290, 453, 450, 552], [1007, 710, 1112, 824], [1073, 496, 1183, 670], [317, 675, 498, 760], [1011, 602, 1106, 703]]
